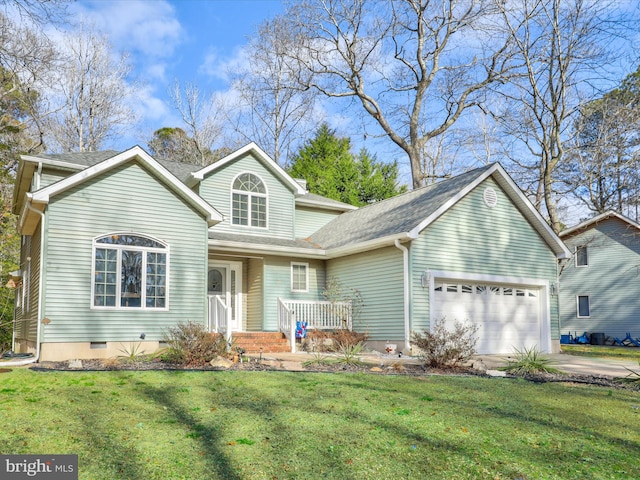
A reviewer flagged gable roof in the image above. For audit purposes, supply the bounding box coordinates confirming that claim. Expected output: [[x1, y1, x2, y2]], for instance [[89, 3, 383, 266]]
[[309, 163, 571, 259], [20, 146, 223, 233], [188, 142, 307, 195], [560, 210, 640, 239]]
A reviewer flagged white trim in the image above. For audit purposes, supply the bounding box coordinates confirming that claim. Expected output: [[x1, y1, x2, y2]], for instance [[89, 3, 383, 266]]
[[20, 155, 86, 171], [575, 245, 588, 267], [90, 232, 170, 311], [409, 164, 571, 260], [576, 295, 590, 318], [208, 261, 243, 332], [394, 240, 411, 352], [561, 210, 640, 238], [290, 262, 309, 293], [427, 269, 552, 353], [190, 142, 306, 195], [295, 197, 358, 211], [28, 146, 223, 226], [230, 172, 269, 230]]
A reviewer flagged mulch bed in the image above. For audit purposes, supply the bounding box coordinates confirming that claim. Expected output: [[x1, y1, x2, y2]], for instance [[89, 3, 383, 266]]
[[27, 357, 639, 390]]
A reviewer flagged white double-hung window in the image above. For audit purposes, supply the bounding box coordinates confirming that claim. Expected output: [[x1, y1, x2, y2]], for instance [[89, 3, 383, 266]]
[[232, 173, 267, 228], [92, 233, 169, 309]]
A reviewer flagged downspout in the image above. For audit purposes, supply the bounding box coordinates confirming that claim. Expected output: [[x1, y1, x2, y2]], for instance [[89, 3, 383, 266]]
[[2, 201, 45, 366], [394, 239, 411, 353]]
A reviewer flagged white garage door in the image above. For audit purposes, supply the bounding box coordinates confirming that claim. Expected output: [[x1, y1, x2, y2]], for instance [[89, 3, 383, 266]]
[[432, 281, 542, 354]]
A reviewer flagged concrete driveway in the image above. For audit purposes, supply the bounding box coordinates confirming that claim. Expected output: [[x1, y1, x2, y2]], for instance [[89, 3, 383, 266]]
[[476, 353, 639, 379]]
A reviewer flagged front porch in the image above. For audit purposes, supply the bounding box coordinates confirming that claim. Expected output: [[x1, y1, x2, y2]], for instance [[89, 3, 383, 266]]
[[209, 297, 353, 353]]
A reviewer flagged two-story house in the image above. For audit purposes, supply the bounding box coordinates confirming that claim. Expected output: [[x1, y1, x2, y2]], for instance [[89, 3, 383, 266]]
[[10, 143, 570, 361]]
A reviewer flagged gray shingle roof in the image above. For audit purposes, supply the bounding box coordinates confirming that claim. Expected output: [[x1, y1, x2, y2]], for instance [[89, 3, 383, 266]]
[[309, 165, 495, 249], [31, 149, 201, 183], [35, 150, 120, 167]]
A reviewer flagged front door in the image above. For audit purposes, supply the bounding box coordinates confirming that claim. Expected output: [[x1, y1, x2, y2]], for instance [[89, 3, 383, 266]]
[[208, 262, 242, 332]]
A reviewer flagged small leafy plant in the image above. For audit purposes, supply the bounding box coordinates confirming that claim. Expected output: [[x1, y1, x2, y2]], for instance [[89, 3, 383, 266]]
[[118, 342, 145, 362], [502, 346, 561, 375], [334, 341, 365, 366], [411, 318, 479, 368], [617, 361, 640, 384], [302, 350, 334, 368]]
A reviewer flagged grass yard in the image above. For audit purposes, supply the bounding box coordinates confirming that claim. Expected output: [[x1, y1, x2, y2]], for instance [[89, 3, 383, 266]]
[[562, 344, 640, 361], [0, 368, 638, 480]]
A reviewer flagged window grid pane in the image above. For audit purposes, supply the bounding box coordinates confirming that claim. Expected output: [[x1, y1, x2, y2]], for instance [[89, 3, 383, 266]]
[[146, 252, 167, 308], [94, 248, 117, 307], [121, 250, 143, 308], [232, 193, 249, 225], [251, 196, 267, 227], [292, 264, 307, 291]]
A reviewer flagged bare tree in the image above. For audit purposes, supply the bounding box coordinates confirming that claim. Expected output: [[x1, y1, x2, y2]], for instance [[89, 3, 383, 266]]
[[48, 22, 134, 152], [169, 81, 226, 166], [494, 0, 634, 232], [228, 17, 319, 166], [277, 0, 515, 188]]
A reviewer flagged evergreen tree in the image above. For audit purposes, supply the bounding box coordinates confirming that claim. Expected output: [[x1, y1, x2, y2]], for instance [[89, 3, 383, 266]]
[[288, 124, 406, 206]]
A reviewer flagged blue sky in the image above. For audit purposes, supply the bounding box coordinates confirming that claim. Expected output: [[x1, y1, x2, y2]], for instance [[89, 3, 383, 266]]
[[67, 0, 286, 149]]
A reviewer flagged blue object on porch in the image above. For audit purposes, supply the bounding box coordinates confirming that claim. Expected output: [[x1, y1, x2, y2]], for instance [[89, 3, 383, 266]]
[[295, 321, 308, 339], [560, 334, 570, 344]]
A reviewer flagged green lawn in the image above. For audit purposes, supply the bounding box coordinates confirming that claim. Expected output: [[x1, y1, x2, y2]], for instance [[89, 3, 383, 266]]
[[1, 368, 638, 480], [562, 344, 640, 361]]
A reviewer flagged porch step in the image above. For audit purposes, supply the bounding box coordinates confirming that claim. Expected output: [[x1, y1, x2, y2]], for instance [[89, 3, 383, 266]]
[[232, 332, 291, 353]]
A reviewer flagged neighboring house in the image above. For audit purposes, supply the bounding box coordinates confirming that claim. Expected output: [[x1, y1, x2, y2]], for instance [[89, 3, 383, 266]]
[[559, 210, 640, 340], [11, 143, 570, 361]]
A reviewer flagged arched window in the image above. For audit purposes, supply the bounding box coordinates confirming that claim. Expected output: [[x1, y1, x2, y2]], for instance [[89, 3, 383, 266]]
[[231, 173, 267, 228], [92, 233, 168, 309]]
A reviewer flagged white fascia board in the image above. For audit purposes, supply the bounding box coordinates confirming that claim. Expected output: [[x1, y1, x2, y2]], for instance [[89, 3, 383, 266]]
[[326, 232, 416, 259], [29, 146, 223, 225], [427, 269, 550, 288], [190, 142, 306, 195], [209, 239, 327, 259], [20, 155, 85, 171], [560, 210, 640, 238], [489, 164, 571, 259], [409, 163, 571, 260], [295, 197, 358, 211]]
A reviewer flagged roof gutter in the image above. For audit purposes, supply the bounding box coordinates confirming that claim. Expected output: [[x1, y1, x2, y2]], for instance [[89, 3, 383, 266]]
[[394, 239, 411, 353], [3, 201, 45, 366]]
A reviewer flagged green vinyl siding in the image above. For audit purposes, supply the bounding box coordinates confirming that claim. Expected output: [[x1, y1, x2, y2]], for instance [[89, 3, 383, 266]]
[[560, 217, 640, 338], [246, 258, 264, 331], [295, 206, 342, 238], [40, 168, 71, 188], [199, 153, 295, 239], [14, 224, 42, 348], [410, 178, 559, 336], [41, 161, 209, 343], [327, 246, 404, 340], [262, 256, 326, 330]]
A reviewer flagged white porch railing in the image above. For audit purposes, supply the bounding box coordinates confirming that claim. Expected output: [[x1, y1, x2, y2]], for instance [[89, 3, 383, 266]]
[[209, 295, 232, 346], [278, 298, 353, 353]]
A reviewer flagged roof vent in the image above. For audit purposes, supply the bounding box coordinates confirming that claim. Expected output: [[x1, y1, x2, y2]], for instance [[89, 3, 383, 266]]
[[483, 187, 498, 208]]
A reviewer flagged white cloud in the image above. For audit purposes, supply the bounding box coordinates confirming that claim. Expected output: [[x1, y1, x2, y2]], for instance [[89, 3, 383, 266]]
[[71, 0, 185, 58]]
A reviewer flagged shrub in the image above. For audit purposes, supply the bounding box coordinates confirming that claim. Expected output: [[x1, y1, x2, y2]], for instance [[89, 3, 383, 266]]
[[411, 318, 479, 368], [304, 329, 369, 353], [162, 321, 228, 366], [502, 346, 561, 375], [334, 341, 365, 366]]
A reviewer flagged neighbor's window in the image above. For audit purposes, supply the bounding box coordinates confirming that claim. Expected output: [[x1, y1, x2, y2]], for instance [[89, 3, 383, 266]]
[[575, 245, 588, 267], [577, 295, 590, 318], [291, 262, 309, 292], [93, 234, 168, 309], [232, 173, 267, 228]]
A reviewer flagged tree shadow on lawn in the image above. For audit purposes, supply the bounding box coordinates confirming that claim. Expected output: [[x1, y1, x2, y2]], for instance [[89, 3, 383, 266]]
[[136, 374, 243, 480]]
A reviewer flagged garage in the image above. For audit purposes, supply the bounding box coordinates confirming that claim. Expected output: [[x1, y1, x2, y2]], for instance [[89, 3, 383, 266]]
[[432, 280, 543, 354]]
